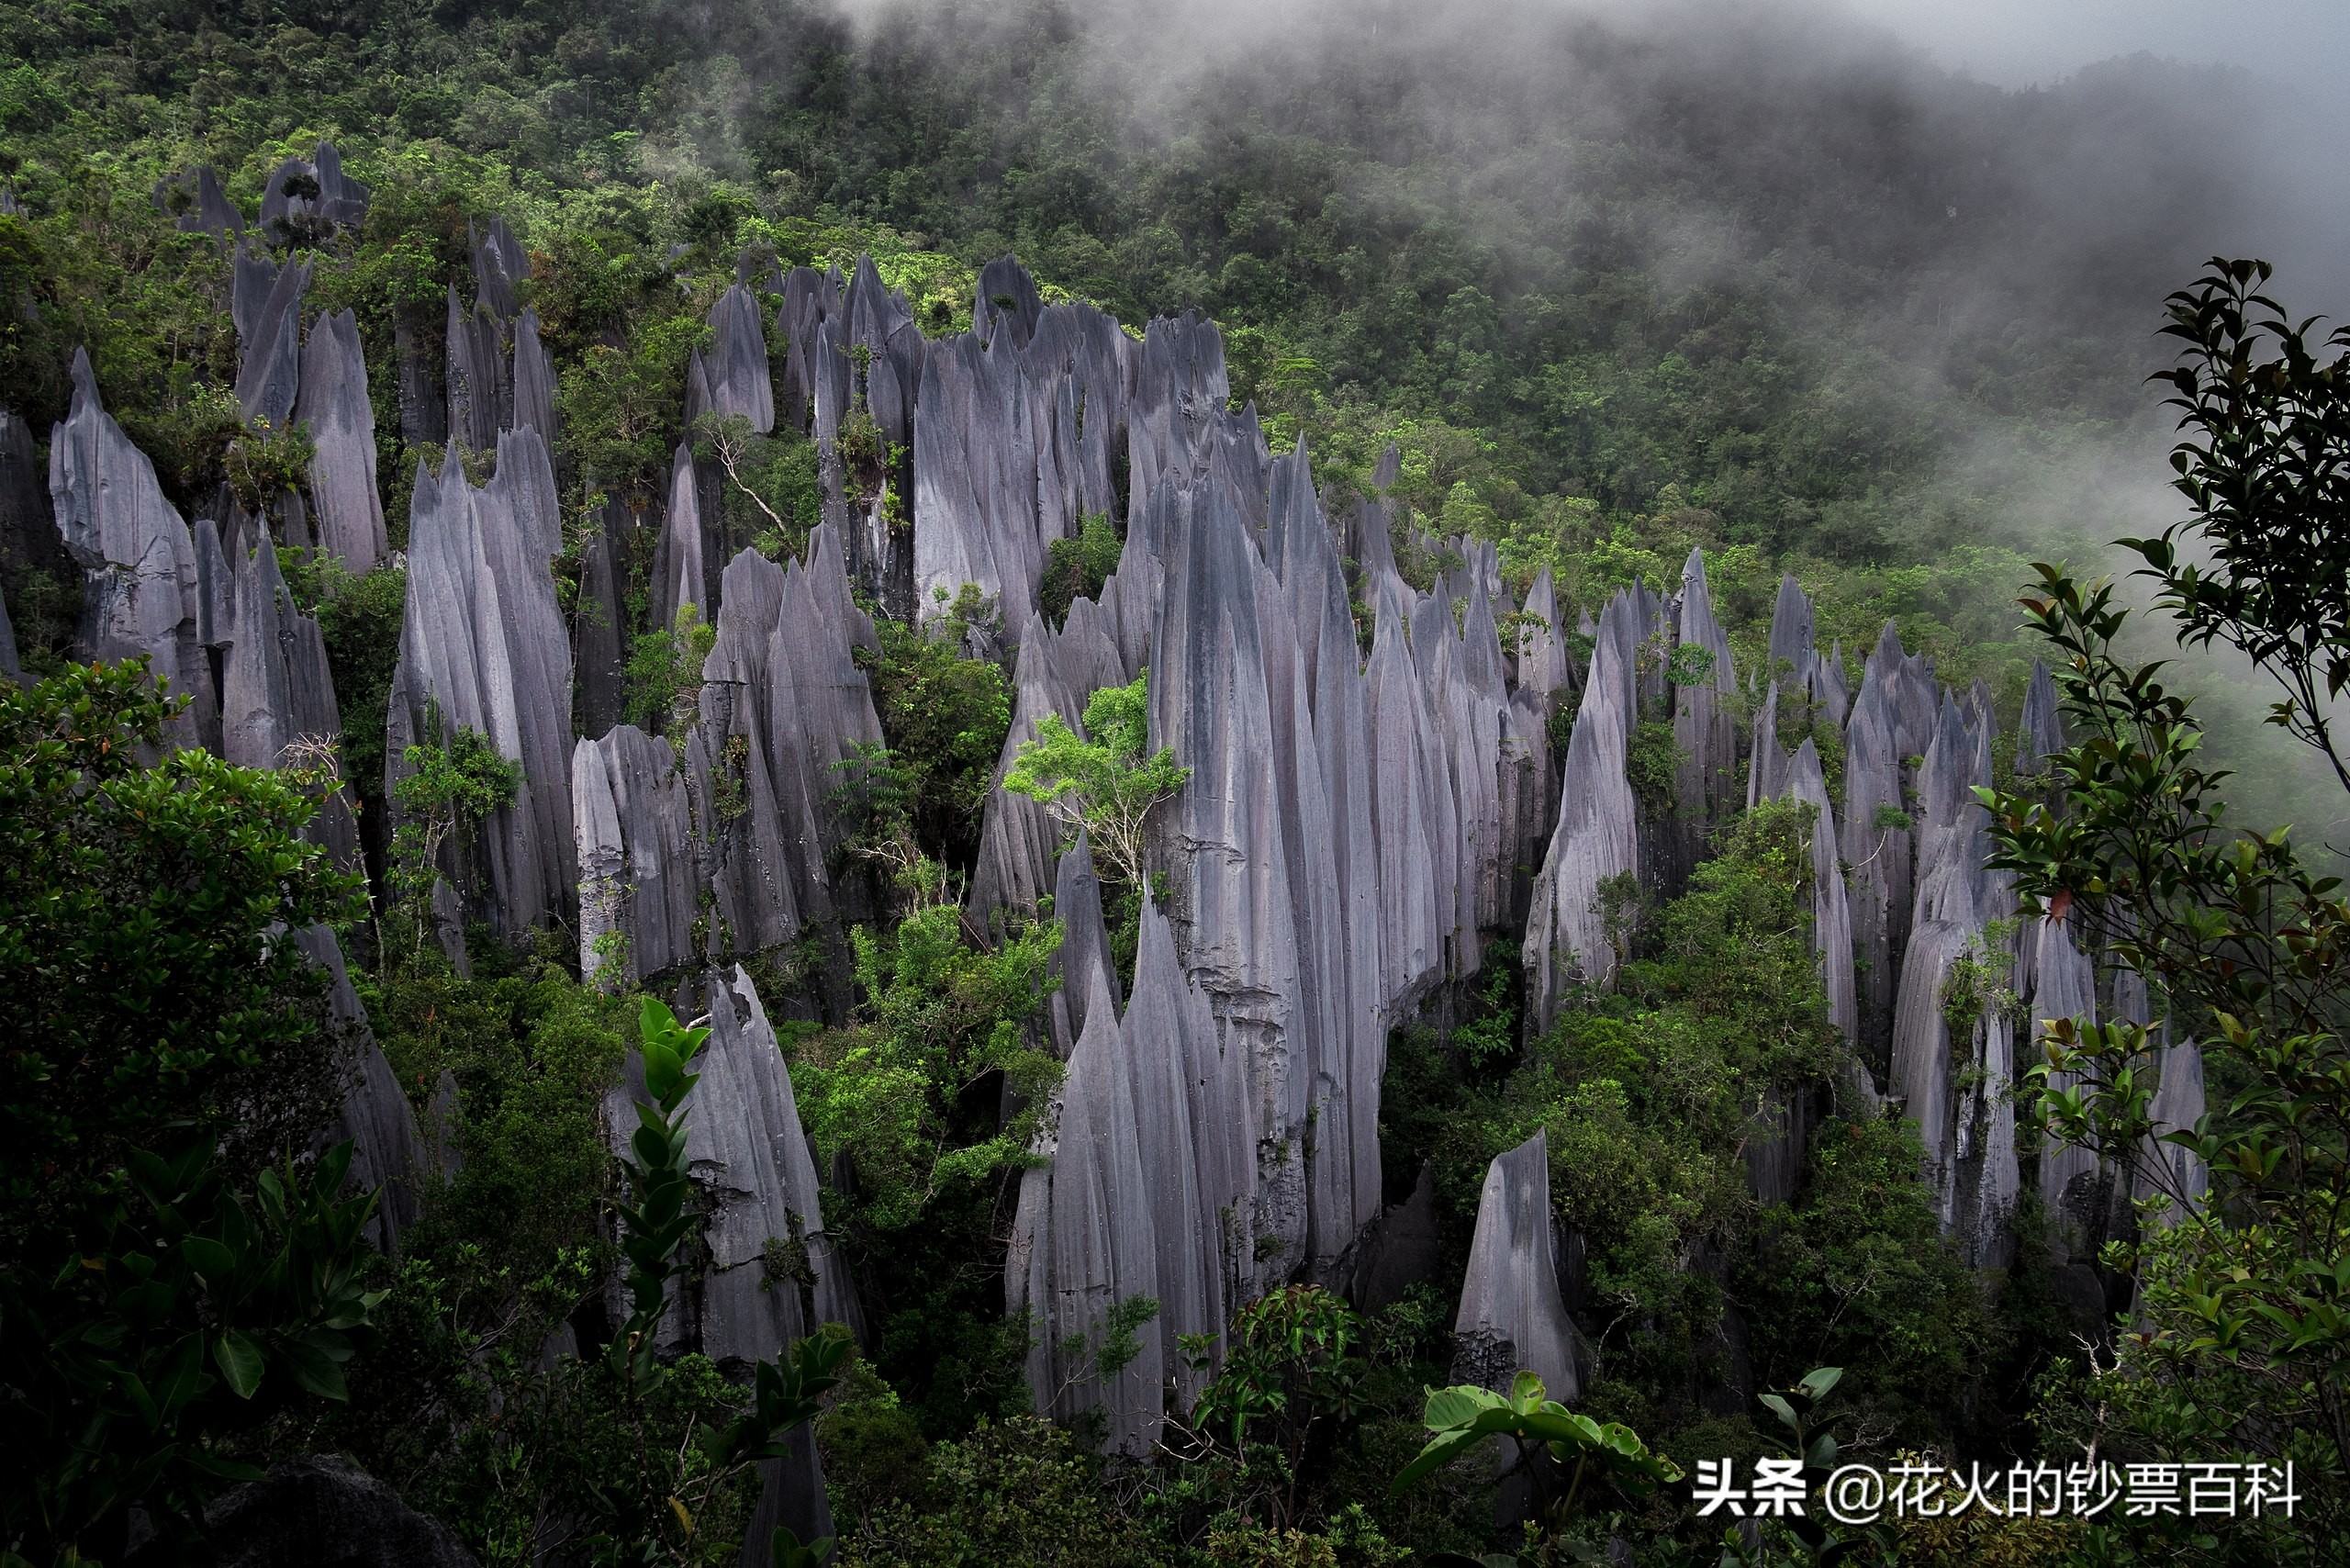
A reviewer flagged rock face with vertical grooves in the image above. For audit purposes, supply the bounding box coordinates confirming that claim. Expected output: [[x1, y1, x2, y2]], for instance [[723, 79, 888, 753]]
[[572, 725, 699, 987], [384, 431, 575, 939], [602, 965, 845, 1559], [2017, 658, 2062, 772], [1047, 831, 1120, 1058], [2139, 1037, 2208, 1222], [1151, 477, 1314, 1281], [1453, 1130, 1580, 1402], [257, 141, 371, 243], [508, 307, 558, 450], [1523, 591, 1640, 1033], [691, 530, 883, 963], [294, 924, 428, 1255], [48, 349, 216, 748], [234, 256, 312, 428], [2028, 914, 2102, 1235], [575, 499, 631, 741], [1782, 738, 1859, 1050], [295, 309, 387, 571], [443, 284, 508, 455], [705, 284, 776, 434], [1671, 548, 1739, 880], [1841, 640, 1912, 1063], [152, 164, 243, 243], [1768, 573, 1814, 683], [218, 531, 359, 870], [1008, 966, 1164, 1457], [650, 442, 709, 633]]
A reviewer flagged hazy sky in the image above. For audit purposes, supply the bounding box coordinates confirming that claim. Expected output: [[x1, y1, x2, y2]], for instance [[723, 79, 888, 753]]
[[1843, 0, 2350, 99]]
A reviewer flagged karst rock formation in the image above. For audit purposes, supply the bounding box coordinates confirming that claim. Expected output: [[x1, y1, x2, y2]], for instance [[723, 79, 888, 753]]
[[28, 225, 2205, 1539]]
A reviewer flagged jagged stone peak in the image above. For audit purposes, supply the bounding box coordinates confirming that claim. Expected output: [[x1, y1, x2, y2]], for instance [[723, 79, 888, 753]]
[[469, 216, 528, 323], [1454, 1129, 1580, 1403], [1768, 572, 1815, 679], [2018, 657, 2063, 771], [977, 252, 1045, 349], [705, 283, 776, 435], [1676, 546, 1735, 689]]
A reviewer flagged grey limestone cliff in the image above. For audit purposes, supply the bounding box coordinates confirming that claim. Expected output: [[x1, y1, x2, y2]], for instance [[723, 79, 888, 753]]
[[49, 349, 215, 748], [294, 309, 387, 571], [573, 725, 700, 987], [1453, 1129, 1580, 1403]]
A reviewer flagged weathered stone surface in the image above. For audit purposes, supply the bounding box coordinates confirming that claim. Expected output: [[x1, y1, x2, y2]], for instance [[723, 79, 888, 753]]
[[651, 442, 710, 633], [573, 725, 699, 986], [1768, 572, 1814, 681], [233, 255, 311, 427], [130, 1454, 477, 1568], [49, 349, 214, 746], [2018, 658, 2062, 772], [218, 531, 359, 870], [978, 252, 1046, 348], [509, 306, 558, 449], [1523, 592, 1640, 1032], [257, 141, 370, 245], [1127, 312, 1229, 492], [575, 499, 632, 740], [2028, 914, 2102, 1234], [602, 966, 845, 1557], [971, 610, 1114, 922], [1783, 738, 1859, 1049], [1841, 649, 1912, 1063], [706, 284, 776, 434], [1453, 1130, 1580, 1403], [1150, 479, 1311, 1281], [292, 925, 428, 1255], [385, 431, 575, 938], [1745, 681, 1787, 810], [1366, 580, 1448, 1005], [2139, 1037, 2208, 1222], [1670, 548, 1739, 882], [443, 285, 508, 455], [1047, 830, 1121, 1058], [1, 404, 63, 584], [1008, 966, 1164, 1456], [470, 217, 527, 325], [691, 532, 884, 961], [152, 163, 243, 243], [295, 308, 386, 571]]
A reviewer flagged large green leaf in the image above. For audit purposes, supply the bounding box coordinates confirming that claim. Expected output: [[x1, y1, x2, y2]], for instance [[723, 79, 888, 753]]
[[213, 1328, 264, 1398]]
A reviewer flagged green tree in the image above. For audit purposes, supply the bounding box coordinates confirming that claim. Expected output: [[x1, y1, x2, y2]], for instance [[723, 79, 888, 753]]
[[1001, 671, 1191, 894], [0, 662, 379, 1563]]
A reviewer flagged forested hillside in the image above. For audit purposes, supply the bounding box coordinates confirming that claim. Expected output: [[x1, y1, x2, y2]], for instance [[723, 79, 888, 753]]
[[2, 3, 2343, 1566]]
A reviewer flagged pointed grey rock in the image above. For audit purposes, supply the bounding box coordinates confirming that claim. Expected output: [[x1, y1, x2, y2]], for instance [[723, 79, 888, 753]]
[[2028, 915, 2101, 1234], [576, 499, 632, 741], [1008, 966, 1164, 1456], [651, 442, 709, 634], [706, 284, 776, 434], [1841, 654, 1912, 1061], [1768, 573, 1814, 683], [1, 404, 64, 583], [509, 306, 558, 450], [977, 252, 1046, 348], [231, 245, 279, 346], [2139, 1037, 2208, 1223], [234, 256, 311, 426], [1523, 592, 1639, 1033], [1453, 1130, 1580, 1403], [443, 285, 509, 454], [385, 431, 575, 938], [1671, 548, 1739, 879], [296, 308, 387, 571], [573, 725, 699, 986], [1126, 312, 1229, 491], [294, 925, 428, 1255], [2018, 659, 2063, 773], [1746, 682, 1788, 810], [1048, 831, 1121, 1058], [469, 218, 527, 326], [48, 349, 212, 745], [1783, 738, 1860, 1052], [153, 163, 243, 243]]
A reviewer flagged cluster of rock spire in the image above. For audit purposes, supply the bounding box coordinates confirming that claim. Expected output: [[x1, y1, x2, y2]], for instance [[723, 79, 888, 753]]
[[5, 189, 2211, 1528]]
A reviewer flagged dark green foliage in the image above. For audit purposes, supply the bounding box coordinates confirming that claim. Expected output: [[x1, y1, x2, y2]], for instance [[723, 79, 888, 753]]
[[0, 1141, 386, 1566], [1624, 718, 1680, 818], [0, 662, 364, 1242], [1039, 512, 1121, 629], [284, 554, 406, 854], [839, 1415, 1149, 1568], [0, 664, 375, 1563], [625, 601, 715, 734], [859, 586, 1013, 870]]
